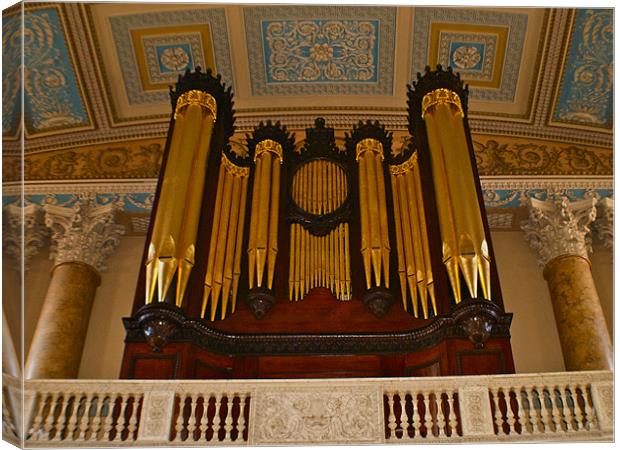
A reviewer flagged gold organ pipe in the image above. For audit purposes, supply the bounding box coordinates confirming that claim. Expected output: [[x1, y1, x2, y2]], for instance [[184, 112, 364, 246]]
[[231, 175, 249, 313], [396, 174, 418, 317], [412, 160, 437, 315], [423, 112, 461, 303], [201, 155, 250, 320], [390, 151, 436, 318], [356, 138, 389, 290], [248, 139, 283, 291], [390, 174, 408, 310], [422, 88, 490, 301], [202, 163, 226, 317], [146, 91, 217, 307], [344, 223, 351, 300]]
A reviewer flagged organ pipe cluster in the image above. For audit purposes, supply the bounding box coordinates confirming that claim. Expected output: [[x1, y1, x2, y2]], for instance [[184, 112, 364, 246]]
[[355, 138, 391, 290], [145, 90, 217, 307], [247, 139, 283, 292], [289, 160, 351, 301], [421, 88, 491, 302], [389, 152, 437, 318], [201, 155, 250, 320]]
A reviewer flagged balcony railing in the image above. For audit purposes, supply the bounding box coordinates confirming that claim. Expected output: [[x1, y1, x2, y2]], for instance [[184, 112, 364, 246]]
[[2, 371, 613, 447]]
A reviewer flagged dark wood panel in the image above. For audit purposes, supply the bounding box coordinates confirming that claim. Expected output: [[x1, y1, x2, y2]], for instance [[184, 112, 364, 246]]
[[256, 354, 383, 378], [127, 354, 179, 379], [456, 350, 506, 375]]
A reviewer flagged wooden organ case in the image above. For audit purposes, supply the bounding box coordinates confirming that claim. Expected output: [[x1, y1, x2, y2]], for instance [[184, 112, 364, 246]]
[[121, 66, 515, 379]]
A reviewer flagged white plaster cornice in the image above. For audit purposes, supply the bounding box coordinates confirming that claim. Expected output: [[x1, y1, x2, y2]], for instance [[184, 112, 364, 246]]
[[521, 195, 597, 267], [2, 203, 49, 270], [43, 193, 125, 272]]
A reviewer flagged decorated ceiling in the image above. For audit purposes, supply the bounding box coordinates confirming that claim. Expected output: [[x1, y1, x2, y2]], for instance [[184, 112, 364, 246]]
[[2, 4, 613, 233]]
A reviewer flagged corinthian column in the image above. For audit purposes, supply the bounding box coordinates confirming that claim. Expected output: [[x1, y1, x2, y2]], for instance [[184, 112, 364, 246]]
[[593, 197, 613, 249], [522, 195, 612, 371], [25, 194, 124, 379]]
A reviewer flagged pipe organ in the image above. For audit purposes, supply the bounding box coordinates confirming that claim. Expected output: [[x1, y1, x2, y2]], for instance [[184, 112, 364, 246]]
[[122, 65, 514, 379]]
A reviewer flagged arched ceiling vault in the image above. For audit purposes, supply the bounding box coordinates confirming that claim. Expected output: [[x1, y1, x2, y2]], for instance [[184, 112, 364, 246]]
[[2, 4, 613, 233]]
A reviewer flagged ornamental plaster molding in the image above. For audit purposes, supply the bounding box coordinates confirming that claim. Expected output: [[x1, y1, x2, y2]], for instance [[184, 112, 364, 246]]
[[593, 196, 613, 249], [521, 194, 597, 267], [2, 203, 49, 270], [43, 193, 125, 272]]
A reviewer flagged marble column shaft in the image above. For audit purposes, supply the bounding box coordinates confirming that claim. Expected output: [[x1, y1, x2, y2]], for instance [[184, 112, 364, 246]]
[[522, 195, 612, 371], [25, 262, 101, 379], [24, 195, 124, 379], [543, 255, 612, 371]]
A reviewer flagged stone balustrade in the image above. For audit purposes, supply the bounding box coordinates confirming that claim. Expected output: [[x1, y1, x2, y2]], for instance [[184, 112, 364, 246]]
[[2, 371, 612, 447]]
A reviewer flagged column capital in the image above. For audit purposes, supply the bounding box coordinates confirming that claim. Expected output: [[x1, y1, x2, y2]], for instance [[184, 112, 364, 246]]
[[43, 194, 125, 272], [593, 197, 613, 249], [2, 202, 49, 270], [521, 195, 597, 267]]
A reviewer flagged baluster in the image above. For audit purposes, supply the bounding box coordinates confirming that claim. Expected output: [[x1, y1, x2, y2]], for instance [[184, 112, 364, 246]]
[[446, 392, 458, 437], [386, 392, 397, 439], [200, 395, 211, 441], [185, 394, 198, 441], [436, 392, 446, 438], [583, 386, 598, 430], [531, 387, 545, 433], [223, 396, 233, 442], [411, 392, 420, 438], [573, 386, 585, 431], [127, 395, 140, 441], [75, 394, 91, 441], [116, 394, 130, 441], [65, 395, 80, 441], [541, 388, 555, 432], [563, 387, 577, 433], [555, 387, 568, 432], [547, 388, 561, 432], [491, 388, 502, 434], [2, 390, 17, 438], [213, 394, 222, 441], [101, 397, 115, 441], [28, 394, 47, 441], [84, 396, 98, 441], [174, 395, 187, 441], [52, 395, 69, 442], [421, 391, 431, 437], [514, 389, 528, 434], [504, 389, 517, 434], [42, 393, 59, 441], [237, 394, 247, 442], [397, 392, 408, 438]]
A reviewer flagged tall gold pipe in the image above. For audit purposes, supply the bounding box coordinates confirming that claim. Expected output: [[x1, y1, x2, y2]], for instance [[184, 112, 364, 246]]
[[412, 160, 437, 315], [220, 174, 242, 319], [396, 174, 418, 317], [255, 152, 272, 288], [202, 162, 226, 316], [247, 155, 262, 289], [357, 155, 372, 289], [423, 113, 461, 303], [209, 168, 234, 321], [344, 223, 351, 300], [404, 169, 429, 318], [147, 91, 217, 306], [423, 89, 490, 301], [374, 153, 390, 288], [390, 174, 408, 309], [267, 155, 281, 290], [289, 224, 295, 301], [338, 223, 346, 300], [232, 174, 249, 313]]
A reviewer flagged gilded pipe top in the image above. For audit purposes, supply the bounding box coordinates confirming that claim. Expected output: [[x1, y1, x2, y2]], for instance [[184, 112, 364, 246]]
[[174, 90, 217, 120], [355, 138, 384, 161], [421, 88, 464, 119], [222, 154, 250, 177], [255, 139, 283, 163], [389, 151, 418, 175]]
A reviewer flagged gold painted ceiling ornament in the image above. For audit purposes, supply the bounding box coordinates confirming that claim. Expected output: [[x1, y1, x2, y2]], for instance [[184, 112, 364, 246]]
[[421, 88, 464, 119], [174, 90, 217, 120], [254, 138, 283, 163], [389, 151, 418, 175], [355, 138, 385, 161]]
